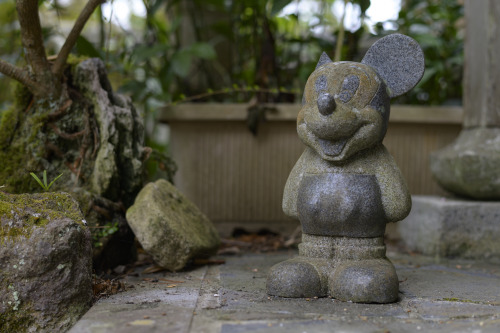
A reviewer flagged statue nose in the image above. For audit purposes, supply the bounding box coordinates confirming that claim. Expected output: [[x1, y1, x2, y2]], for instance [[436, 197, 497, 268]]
[[317, 93, 336, 115]]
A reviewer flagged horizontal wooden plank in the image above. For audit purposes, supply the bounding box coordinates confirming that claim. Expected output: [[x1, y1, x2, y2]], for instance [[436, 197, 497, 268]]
[[159, 103, 463, 124], [390, 105, 463, 124]]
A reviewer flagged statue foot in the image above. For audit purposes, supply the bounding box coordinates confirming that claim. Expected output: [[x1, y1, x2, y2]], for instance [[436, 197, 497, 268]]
[[266, 257, 327, 298], [329, 258, 399, 303]]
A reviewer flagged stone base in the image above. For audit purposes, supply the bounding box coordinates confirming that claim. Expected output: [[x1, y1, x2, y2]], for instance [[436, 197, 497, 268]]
[[398, 195, 500, 259], [430, 127, 500, 199]]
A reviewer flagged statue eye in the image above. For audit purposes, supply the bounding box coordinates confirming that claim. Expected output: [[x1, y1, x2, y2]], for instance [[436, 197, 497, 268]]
[[338, 75, 360, 103], [314, 75, 328, 94]]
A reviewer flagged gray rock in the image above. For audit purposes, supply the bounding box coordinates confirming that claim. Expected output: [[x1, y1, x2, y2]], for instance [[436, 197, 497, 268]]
[[73, 58, 145, 207], [430, 128, 500, 199], [0, 192, 92, 332], [72, 58, 146, 270], [126, 179, 220, 271], [399, 195, 500, 258], [268, 34, 424, 303]]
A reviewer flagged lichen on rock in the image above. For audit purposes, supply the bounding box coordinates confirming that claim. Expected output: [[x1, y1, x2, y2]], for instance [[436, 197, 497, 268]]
[[126, 179, 220, 271], [0, 191, 92, 332]]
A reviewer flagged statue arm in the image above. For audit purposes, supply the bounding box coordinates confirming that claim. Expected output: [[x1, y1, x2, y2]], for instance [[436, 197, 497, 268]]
[[375, 146, 412, 223], [282, 150, 309, 219]]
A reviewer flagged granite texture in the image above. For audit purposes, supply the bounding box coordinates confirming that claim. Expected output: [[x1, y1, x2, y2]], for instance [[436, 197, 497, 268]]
[[297, 173, 386, 237], [330, 258, 399, 303], [399, 195, 500, 258], [361, 33, 425, 98], [316, 93, 337, 116], [126, 179, 220, 271], [315, 52, 333, 69], [268, 34, 424, 303], [430, 128, 500, 199], [0, 192, 92, 332]]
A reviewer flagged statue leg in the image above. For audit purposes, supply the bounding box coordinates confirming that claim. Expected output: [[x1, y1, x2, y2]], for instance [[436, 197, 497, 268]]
[[266, 233, 335, 298], [328, 236, 399, 303]]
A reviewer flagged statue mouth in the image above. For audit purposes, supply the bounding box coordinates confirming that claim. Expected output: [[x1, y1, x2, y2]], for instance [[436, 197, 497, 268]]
[[318, 138, 348, 156]]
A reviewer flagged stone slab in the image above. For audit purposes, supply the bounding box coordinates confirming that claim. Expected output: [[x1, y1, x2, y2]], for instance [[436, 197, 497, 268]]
[[398, 195, 500, 258], [70, 249, 500, 332]]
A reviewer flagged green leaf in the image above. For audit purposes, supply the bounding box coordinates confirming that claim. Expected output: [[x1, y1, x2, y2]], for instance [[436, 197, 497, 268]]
[[150, 0, 167, 15], [43, 170, 47, 188], [353, 0, 371, 15], [75, 36, 101, 58], [47, 173, 63, 190], [30, 172, 46, 190], [118, 80, 144, 94], [171, 52, 192, 77], [133, 44, 171, 62], [189, 43, 216, 59], [271, 0, 293, 16], [418, 67, 438, 85]]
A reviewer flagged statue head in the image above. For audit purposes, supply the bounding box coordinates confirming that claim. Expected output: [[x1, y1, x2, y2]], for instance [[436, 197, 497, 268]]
[[297, 34, 425, 162]]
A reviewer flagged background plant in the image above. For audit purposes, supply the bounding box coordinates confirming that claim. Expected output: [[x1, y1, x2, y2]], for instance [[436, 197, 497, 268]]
[[0, 0, 465, 178], [30, 170, 63, 191], [393, 0, 464, 105]]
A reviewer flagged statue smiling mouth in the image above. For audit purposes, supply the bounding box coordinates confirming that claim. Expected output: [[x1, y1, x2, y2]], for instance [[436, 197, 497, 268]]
[[318, 138, 348, 156]]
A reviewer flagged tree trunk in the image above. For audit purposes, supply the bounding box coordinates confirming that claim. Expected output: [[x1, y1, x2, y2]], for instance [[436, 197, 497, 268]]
[[16, 0, 60, 98]]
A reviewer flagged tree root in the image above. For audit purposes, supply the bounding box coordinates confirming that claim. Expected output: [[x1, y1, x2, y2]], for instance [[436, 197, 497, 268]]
[[47, 99, 73, 121]]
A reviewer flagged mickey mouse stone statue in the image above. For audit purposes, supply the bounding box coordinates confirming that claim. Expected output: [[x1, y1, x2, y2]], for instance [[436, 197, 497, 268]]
[[267, 34, 425, 303]]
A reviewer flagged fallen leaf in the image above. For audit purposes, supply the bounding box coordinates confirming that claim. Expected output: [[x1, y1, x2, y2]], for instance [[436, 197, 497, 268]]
[[142, 265, 166, 274], [159, 278, 185, 283]]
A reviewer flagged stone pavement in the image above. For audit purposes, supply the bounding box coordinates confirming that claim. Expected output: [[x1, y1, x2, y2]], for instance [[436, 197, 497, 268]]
[[70, 248, 500, 333]]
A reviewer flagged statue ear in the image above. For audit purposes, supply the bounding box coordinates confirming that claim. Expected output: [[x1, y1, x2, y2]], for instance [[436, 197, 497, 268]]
[[315, 52, 333, 69], [362, 34, 425, 98]]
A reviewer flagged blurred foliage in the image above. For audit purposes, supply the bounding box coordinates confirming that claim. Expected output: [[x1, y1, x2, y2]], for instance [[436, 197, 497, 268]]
[[92, 221, 119, 248], [392, 0, 464, 105], [0, 0, 466, 110], [0, 0, 465, 140], [0, 0, 466, 186]]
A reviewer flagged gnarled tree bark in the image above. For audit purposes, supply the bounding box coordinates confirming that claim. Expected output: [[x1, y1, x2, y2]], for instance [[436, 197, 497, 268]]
[[1, 0, 104, 99]]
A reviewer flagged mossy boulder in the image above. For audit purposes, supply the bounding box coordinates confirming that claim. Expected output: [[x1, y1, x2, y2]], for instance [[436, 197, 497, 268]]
[[126, 179, 220, 271], [0, 192, 92, 332]]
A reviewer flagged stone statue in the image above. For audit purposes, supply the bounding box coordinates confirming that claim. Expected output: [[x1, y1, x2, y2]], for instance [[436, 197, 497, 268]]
[[267, 34, 425, 303]]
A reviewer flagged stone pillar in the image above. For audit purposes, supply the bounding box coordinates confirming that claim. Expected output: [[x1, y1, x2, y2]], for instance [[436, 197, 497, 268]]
[[430, 0, 500, 199], [399, 0, 500, 259]]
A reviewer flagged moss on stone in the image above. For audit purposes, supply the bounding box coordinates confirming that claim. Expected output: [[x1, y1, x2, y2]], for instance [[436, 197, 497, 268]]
[[0, 300, 36, 332], [0, 106, 19, 148], [0, 192, 85, 244], [13, 81, 33, 109], [0, 100, 45, 194], [441, 298, 482, 304], [0, 190, 92, 331], [67, 54, 89, 67]]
